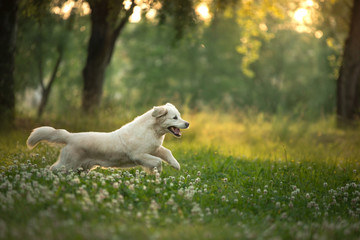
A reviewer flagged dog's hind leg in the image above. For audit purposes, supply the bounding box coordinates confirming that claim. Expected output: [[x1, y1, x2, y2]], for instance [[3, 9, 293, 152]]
[[50, 146, 81, 171]]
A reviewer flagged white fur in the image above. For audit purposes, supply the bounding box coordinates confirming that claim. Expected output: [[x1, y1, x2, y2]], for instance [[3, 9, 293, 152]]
[[27, 103, 189, 173]]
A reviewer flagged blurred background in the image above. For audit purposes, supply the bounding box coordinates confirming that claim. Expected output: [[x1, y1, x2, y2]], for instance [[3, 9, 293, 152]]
[[0, 0, 358, 125]]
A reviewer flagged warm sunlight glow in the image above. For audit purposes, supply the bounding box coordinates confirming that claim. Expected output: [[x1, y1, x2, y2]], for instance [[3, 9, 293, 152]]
[[123, 0, 132, 10], [146, 9, 157, 20], [293, 8, 308, 23], [314, 30, 323, 39], [291, 0, 318, 33], [129, 6, 142, 23], [196, 3, 211, 21], [52, 0, 90, 19]]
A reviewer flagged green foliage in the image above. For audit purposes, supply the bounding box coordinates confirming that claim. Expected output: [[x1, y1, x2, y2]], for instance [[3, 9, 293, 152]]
[[13, 0, 352, 118], [15, 7, 90, 114]]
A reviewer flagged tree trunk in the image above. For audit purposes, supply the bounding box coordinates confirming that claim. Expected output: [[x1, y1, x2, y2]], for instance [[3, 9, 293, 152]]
[[0, 0, 18, 127], [337, 0, 360, 125], [82, 0, 135, 113], [37, 47, 63, 118]]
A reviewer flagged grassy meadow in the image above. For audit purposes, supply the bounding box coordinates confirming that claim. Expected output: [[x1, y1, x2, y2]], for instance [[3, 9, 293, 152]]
[[0, 111, 360, 239]]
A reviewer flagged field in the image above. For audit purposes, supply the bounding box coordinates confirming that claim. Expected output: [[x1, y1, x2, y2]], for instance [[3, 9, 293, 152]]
[[0, 112, 360, 239]]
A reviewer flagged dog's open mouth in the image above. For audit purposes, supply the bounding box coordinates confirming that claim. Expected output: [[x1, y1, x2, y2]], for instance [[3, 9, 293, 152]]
[[168, 126, 181, 137]]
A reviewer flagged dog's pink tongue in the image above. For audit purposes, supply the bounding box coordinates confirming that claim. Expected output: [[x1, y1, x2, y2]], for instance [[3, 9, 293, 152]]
[[172, 127, 181, 135]]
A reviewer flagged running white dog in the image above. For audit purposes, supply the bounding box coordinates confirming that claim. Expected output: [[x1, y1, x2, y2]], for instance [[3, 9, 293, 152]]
[[27, 103, 189, 173]]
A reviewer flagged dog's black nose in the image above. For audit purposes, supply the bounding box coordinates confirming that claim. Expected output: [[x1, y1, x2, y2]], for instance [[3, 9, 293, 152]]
[[185, 122, 190, 128]]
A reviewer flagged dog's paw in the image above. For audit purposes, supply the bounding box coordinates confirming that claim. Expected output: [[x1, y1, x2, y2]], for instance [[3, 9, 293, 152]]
[[172, 162, 180, 170]]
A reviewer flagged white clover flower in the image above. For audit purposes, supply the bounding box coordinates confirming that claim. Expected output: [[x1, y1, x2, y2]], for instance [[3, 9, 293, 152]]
[[257, 189, 261, 194], [221, 195, 226, 202], [71, 177, 80, 185], [166, 197, 175, 205], [323, 182, 328, 187], [191, 203, 202, 216], [197, 171, 201, 176], [234, 198, 238, 203], [128, 203, 134, 210], [223, 178, 228, 183], [276, 202, 281, 208], [118, 194, 124, 203], [113, 182, 119, 189], [263, 189, 268, 195], [150, 199, 160, 211], [305, 193, 310, 199]]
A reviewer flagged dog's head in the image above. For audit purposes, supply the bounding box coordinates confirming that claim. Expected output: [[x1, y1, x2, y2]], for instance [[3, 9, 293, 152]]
[[152, 103, 189, 137]]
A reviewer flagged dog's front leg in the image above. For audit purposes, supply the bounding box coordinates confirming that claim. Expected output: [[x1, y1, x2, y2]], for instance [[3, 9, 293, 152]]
[[153, 146, 180, 170], [133, 154, 163, 173]]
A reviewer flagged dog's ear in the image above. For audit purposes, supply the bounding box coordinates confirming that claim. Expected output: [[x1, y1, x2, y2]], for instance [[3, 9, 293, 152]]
[[165, 103, 175, 107], [152, 106, 168, 118]]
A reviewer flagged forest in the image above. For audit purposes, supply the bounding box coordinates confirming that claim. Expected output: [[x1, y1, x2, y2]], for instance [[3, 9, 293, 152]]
[[0, 0, 360, 239]]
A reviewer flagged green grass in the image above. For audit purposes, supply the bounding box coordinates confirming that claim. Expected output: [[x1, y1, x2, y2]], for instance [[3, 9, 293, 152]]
[[0, 113, 360, 239]]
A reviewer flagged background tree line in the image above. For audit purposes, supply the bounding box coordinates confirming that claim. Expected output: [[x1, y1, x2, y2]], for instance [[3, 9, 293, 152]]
[[0, 0, 359, 127]]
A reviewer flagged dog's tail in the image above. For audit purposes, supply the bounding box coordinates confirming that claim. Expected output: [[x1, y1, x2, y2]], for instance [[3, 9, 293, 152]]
[[27, 126, 70, 149]]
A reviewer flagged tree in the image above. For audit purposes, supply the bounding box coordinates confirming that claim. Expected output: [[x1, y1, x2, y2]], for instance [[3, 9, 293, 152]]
[[81, 0, 136, 113], [81, 0, 197, 113], [337, 0, 360, 124], [0, 0, 18, 127]]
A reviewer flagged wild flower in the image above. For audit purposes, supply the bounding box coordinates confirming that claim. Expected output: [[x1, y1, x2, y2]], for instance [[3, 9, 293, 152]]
[[184, 186, 196, 200], [71, 177, 80, 185], [191, 203, 203, 216], [166, 197, 175, 205], [128, 184, 135, 191], [178, 188, 184, 196], [221, 195, 226, 202], [150, 199, 160, 211], [197, 171, 201, 176]]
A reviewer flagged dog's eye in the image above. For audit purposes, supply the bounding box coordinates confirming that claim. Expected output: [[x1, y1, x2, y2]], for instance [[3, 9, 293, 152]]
[[173, 116, 178, 120]]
